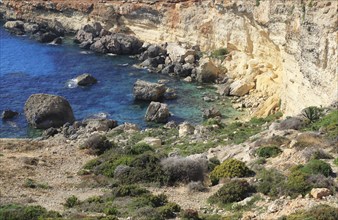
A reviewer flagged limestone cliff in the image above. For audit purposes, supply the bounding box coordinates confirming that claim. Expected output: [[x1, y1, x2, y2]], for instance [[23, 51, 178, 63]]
[[1, 0, 337, 116]]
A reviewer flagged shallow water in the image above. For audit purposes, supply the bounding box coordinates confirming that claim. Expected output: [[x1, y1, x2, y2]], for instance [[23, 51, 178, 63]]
[[0, 26, 238, 138]]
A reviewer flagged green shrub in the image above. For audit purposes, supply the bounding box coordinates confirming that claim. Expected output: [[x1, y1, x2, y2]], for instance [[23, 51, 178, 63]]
[[300, 159, 333, 177], [127, 143, 154, 155], [210, 48, 228, 58], [133, 194, 168, 208], [80, 134, 112, 155], [334, 158, 338, 166], [64, 195, 79, 208], [210, 158, 253, 184], [158, 202, 181, 218], [208, 179, 254, 205], [256, 169, 286, 197], [103, 205, 119, 216], [301, 106, 323, 123], [279, 204, 338, 220], [0, 204, 60, 220], [112, 185, 149, 197], [255, 146, 282, 158], [208, 157, 221, 172], [303, 110, 338, 139], [286, 170, 311, 197]]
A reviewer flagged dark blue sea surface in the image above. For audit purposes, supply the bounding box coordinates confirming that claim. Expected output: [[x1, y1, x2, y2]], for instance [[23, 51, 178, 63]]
[[0, 26, 238, 138]]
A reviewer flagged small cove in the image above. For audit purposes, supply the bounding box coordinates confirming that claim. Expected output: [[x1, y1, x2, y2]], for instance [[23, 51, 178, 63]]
[[0, 26, 239, 138]]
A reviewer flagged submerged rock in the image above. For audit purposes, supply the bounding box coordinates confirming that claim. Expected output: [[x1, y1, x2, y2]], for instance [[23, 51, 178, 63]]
[[75, 73, 97, 86], [24, 94, 75, 129], [1, 110, 19, 120], [145, 101, 170, 123], [133, 79, 166, 101], [203, 107, 222, 119]]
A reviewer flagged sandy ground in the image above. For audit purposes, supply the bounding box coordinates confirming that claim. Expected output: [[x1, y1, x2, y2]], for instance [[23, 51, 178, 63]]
[[0, 137, 107, 211]]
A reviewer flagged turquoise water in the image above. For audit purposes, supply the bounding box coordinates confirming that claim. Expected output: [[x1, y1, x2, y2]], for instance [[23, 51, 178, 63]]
[[0, 26, 236, 138]]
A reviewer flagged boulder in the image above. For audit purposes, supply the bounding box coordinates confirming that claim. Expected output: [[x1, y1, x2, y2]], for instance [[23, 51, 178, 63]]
[[277, 117, 305, 130], [184, 54, 195, 64], [1, 110, 19, 120], [34, 32, 58, 43], [23, 23, 40, 34], [4, 20, 25, 35], [166, 43, 196, 63], [145, 102, 170, 123], [24, 94, 75, 129], [81, 134, 112, 155], [133, 80, 166, 101], [310, 188, 331, 199], [161, 64, 175, 75], [203, 107, 222, 119], [75, 73, 97, 86], [196, 58, 220, 83], [179, 122, 195, 137], [90, 33, 143, 55], [229, 80, 255, 96], [164, 88, 178, 100], [139, 137, 162, 147], [215, 83, 231, 96], [83, 118, 118, 132], [147, 45, 166, 58]]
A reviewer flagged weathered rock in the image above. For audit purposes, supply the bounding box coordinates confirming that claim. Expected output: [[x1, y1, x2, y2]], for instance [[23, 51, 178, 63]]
[[90, 33, 143, 55], [196, 58, 220, 83], [133, 80, 166, 101], [75, 73, 97, 86], [139, 137, 162, 147], [161, 64, 175, 75], [215, 83, 231, 96], [42, 127, 58, 138], [34, 32, 58, 43], [310, 188, 331, 199], [203, 107, 222, 119], [83, 118, 118, 132], [23, 23, 39, 34], [166, 43, 196, 63], [4, 20, 25, 35], [229, 80, 255, 96], [179, 122, 195, 137], [184, 54, 195, 64], [145, 102, 170, 123], [24, 94, 75, 129], [1, 110, 19, 120], [277, 117, 305, 130], [81, 134, 112, 155], [147, 45, 166, 58]]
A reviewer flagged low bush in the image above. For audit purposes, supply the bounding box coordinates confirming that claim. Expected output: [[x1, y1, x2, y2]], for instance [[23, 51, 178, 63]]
[[158, 202, 181, 219], [286, 169, 311, 197], [255, 146, 282, 158], [256, 169, 286, 197], [210, 158, 253, 184], [210, 48, 228, 59], [80, 134, 112, 155], [208, 157, 220, 172], [64, 195, 79, 208], [161, 157, 207, 185], [111, 184, 149, 197], [299, 159, 333, 177], [126, 143, 154, 155], [334, 158, 338, 166], [208, 179, 254, 205], [278, 204, 338, 220], [0, 204, 60, 220]]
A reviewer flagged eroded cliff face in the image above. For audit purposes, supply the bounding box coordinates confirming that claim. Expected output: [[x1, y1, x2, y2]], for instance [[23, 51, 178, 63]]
[[1, 0, 337, 116]]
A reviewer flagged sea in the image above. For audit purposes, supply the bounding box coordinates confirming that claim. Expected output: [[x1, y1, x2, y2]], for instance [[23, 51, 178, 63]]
[[0, 26, 238, 138]]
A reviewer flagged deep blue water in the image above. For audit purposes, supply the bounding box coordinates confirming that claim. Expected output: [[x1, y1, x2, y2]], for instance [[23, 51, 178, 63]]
[[0, 26, 237, 138]]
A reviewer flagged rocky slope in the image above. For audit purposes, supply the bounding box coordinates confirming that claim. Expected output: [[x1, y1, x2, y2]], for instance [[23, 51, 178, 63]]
[[1, 0, 337, 117]]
